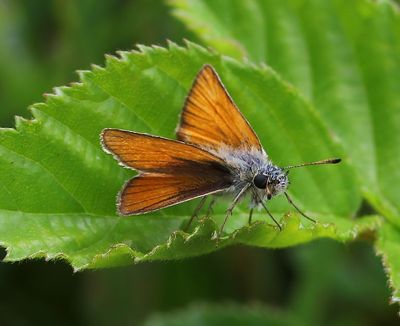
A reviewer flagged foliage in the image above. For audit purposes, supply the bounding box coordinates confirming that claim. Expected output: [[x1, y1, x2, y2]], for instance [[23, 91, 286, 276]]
[[0, 0, 399, 323], [0, 0, 188, 127]]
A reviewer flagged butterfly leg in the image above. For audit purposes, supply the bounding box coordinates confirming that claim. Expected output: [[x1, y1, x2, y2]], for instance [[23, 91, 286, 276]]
[[218, 184, 251, 239], [184, 196, 207, 231], [252, 189, 282, 230], [248, 207, 254, 225], [259, 200, 282, 231], [206, 197, 216, 218], [284, 192, 316, 223]]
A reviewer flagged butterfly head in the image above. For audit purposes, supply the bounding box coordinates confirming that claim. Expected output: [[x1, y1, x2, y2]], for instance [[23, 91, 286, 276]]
[[252, 166, 289, 200]]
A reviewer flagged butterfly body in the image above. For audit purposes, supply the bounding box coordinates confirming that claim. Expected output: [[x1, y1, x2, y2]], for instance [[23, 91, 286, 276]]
[[209, 145, 288, 205]]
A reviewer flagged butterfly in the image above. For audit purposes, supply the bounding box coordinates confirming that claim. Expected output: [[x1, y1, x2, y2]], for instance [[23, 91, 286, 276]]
[[101, 65, 340, 237]]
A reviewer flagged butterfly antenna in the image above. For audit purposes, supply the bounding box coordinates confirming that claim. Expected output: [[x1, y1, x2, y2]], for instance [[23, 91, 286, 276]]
[[283, 158, 341, 170]]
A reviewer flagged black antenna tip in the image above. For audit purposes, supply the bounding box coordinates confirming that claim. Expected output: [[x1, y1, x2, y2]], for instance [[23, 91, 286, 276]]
[[331, 158, 341, 164]]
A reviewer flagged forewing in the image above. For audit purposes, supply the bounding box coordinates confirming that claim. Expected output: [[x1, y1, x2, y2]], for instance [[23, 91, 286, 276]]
[[119, 173, 231, 215], [101, 128, 229, 175], [176, 65, 262, 151]]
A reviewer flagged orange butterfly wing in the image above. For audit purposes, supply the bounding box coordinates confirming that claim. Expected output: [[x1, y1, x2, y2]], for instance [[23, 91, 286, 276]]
[[119, 173, 229, 215], [176, 65, 262, 152], [101, 129, 233, 215], [101, 129, 229, 174]]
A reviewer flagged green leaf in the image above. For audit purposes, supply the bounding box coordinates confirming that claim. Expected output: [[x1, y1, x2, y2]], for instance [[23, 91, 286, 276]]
[[143, 302, 304, 326], [0, 42, 374, 270]]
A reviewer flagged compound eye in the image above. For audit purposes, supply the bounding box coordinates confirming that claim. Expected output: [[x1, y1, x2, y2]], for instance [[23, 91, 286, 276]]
[[253, 174, 268, 189]]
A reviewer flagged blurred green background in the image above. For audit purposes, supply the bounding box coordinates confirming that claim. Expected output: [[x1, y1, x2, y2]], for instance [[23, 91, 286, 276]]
[[0, 1, 398, 325]]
